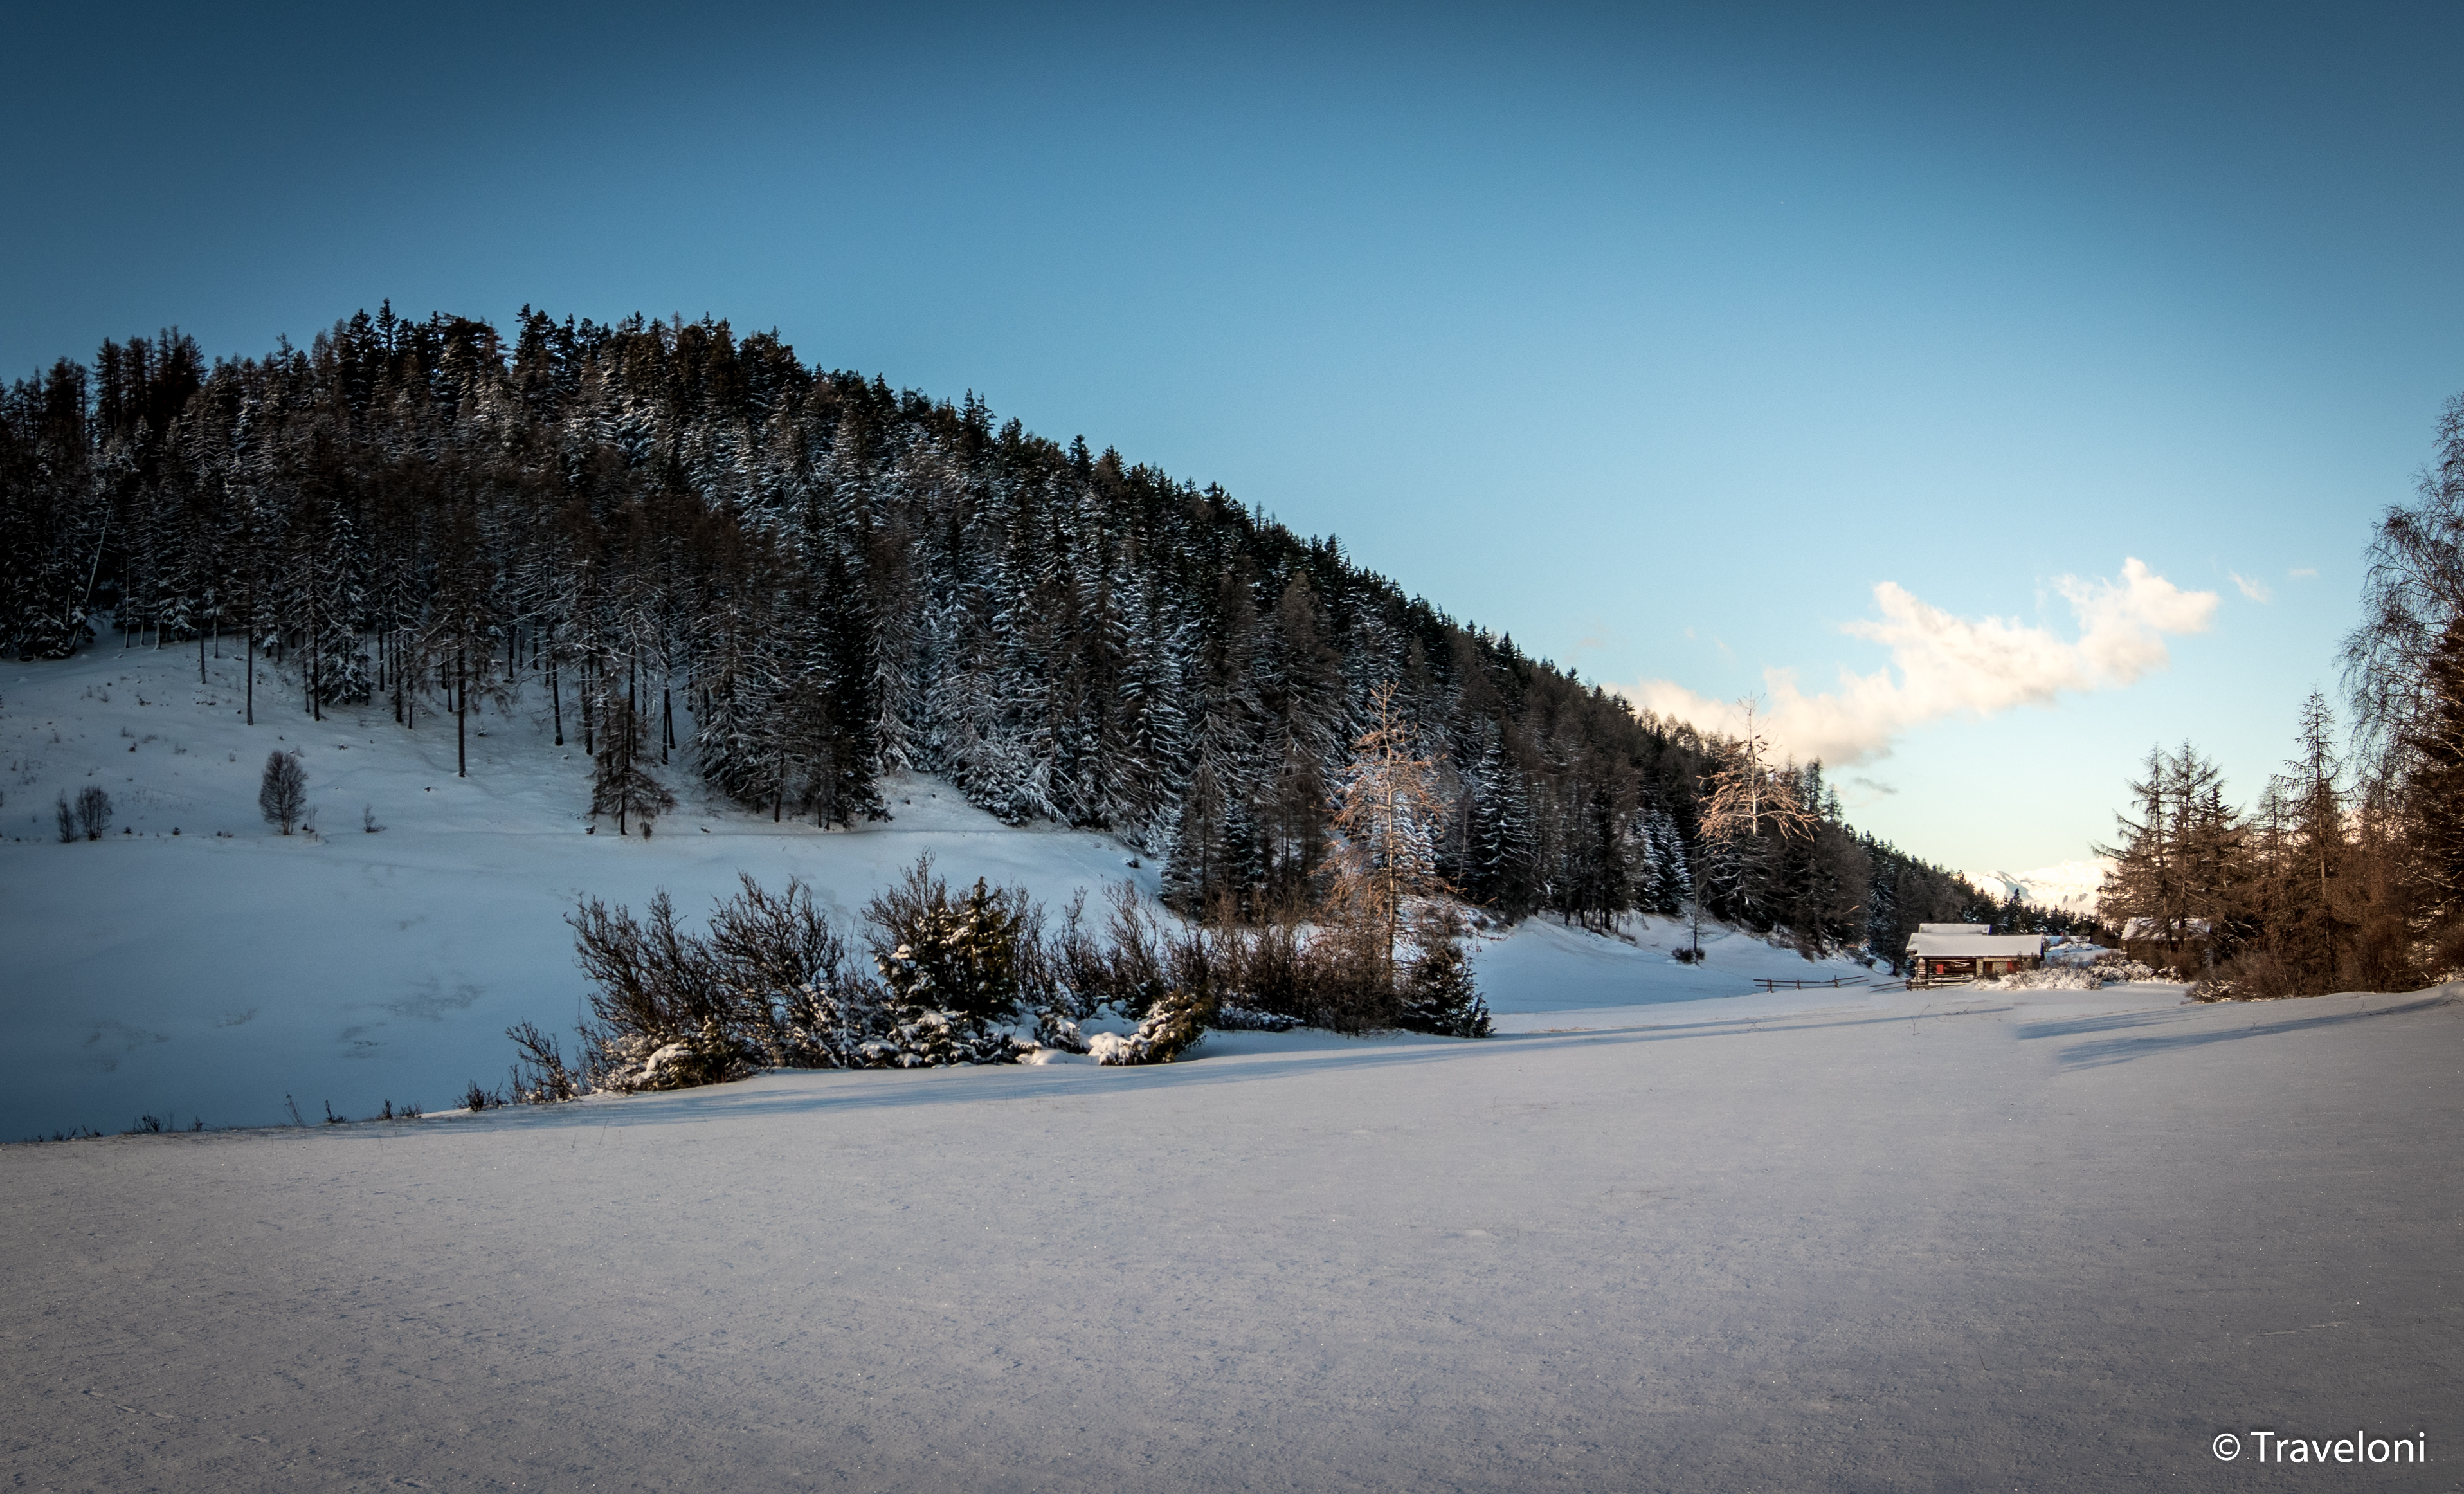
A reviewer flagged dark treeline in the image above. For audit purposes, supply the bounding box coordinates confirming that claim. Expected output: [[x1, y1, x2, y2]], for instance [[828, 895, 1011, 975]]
[[1, 305, 2007, 961]]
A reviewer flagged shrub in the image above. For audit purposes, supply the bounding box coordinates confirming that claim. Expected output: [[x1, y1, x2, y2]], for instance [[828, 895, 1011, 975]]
[[1209, 1002, 1301, 1032], [53, 793, 73, 843], [258, 751, 305, 834], [559, 859, 1494, 1085], [1091, 985, 1211, 1064], [565, 871, 1053, 1087], [703, 874, 875, 1067], [507, 1021, 584, 1102], [567, 889, 732, 1084], [75, 785, 111, 839], [2189, 950, 2299, 1003], [626, 1016, 759, 1089]]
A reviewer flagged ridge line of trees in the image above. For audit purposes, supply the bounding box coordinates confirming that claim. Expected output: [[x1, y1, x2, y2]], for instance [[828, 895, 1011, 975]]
[[0, 305, 2029, 958]]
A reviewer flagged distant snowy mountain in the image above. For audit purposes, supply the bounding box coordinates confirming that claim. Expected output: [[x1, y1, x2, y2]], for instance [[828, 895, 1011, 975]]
[[1962, 859, 2112, 915]]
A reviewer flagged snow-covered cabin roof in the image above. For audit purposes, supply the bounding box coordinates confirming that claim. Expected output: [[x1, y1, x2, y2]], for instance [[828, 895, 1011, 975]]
[[2120, 917, 2210, 940], [1917, 922, 1989, 934], [1905, 933, 2046, 959]]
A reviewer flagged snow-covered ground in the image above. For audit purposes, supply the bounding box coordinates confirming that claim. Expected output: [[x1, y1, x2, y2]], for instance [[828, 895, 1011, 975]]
[[6, 979, 2458, 1490], [1, 641, 1876, 1140]]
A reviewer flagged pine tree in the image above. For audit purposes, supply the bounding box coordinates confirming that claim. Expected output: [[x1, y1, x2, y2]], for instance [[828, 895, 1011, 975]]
[[862, 859, 1026, 1064], [1397, 907, 1490, 1037], [592, 692, 675, 835], [1463, 729, 1539, 916], [2273, 691, 2351, 988]]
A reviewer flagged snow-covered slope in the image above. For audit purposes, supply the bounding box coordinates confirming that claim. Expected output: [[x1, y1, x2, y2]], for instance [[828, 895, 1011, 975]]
[[1962, 857, 2112, 915], [2, 642, 1878, 1139]]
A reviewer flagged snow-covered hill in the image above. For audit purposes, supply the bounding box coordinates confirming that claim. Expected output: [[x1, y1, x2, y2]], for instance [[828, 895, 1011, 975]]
[[1962, 858, 2112, 915], [1, 641, 1882, 1139]]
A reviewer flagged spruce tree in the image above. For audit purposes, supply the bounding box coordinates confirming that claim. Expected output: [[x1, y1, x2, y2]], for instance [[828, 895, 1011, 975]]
[[591, 693, 675, 835]]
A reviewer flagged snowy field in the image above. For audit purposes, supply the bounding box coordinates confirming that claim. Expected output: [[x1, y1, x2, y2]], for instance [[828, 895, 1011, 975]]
[[0, 642, 1876, 1141], [5, 980, 2459, 1490]]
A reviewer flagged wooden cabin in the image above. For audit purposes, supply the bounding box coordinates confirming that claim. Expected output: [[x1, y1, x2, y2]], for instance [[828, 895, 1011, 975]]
[[1904, 931, 2045, 986]]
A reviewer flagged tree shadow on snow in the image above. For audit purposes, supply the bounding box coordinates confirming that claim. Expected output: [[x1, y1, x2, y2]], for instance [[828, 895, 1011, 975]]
[[2049, 991, 2458, 1071], [407, 1009, 1960, 1134]]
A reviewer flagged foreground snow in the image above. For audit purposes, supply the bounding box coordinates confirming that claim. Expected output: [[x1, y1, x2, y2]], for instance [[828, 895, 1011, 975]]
[[1, 642, 1874, 1139], [5, 979, 2456, 1490]]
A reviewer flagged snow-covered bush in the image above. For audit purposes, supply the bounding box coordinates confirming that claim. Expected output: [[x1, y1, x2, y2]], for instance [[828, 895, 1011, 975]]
[[858, 854, 1040, 1066], [1974, 965, 2110, 992], [702, 875, 876, 1068], [1040, 879, 1489, 1037], [559, 859, 1498, 1093], [1224, 915, 1392, 1032], [866, 855, 1036, 1025], [2091, 954, 2168, 983], [1045, 882, 1171, 1016], [858, 1010, 1024, 1068], [1209, 1002, 1300, 1032], [1033, 1008, 1093, 1052], [568, 890, 736, 1088], [1091, 985, 1209, 1065], [1974, 953, 2168, 991]]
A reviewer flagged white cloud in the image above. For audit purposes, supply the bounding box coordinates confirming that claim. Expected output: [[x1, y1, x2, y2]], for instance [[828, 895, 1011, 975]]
[[1620, 558, 2217, 767], [2230, 570, 2272, 603], [2288, 566, 2317, 579]]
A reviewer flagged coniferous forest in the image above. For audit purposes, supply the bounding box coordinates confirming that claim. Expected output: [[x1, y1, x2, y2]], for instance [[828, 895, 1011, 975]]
[[0, 307, 2019, 965]]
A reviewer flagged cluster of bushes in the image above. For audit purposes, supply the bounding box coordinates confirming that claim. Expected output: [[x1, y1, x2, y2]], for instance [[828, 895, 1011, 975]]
[[53, 785, 110, 841], [1976, 952, 2166, 992], [508, 853, 1490, 1101]]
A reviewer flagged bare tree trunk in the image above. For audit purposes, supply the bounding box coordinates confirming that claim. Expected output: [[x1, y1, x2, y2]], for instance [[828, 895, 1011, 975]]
[[457, 646, 467, 778]]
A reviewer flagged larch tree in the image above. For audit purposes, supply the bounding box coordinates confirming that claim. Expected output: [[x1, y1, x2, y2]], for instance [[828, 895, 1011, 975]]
[[1330, 682, 1449, 990]]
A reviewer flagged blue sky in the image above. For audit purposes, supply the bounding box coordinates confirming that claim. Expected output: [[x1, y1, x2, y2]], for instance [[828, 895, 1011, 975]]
[[7, 1, 2458, 874]]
